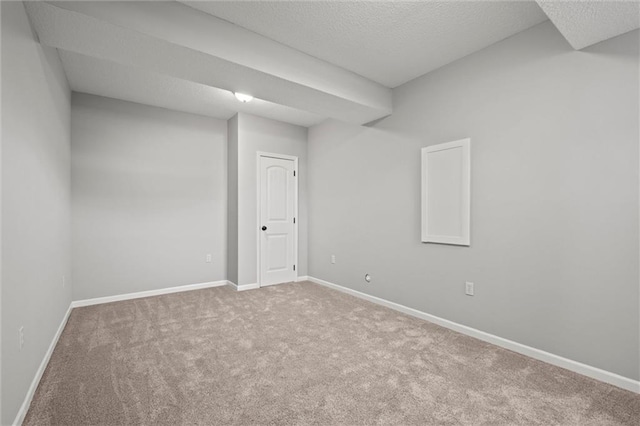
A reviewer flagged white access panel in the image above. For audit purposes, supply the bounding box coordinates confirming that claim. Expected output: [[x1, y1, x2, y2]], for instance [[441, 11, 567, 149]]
[[421, 138, 470, 246]]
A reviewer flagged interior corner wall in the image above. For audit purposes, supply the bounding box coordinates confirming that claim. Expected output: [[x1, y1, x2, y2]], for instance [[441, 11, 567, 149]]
[[234, 113, 308, 286], [1, 2, 72, 424], [71, 94, 227, 301], [308, 21, 640, 381], [227, 114, 239, 285]]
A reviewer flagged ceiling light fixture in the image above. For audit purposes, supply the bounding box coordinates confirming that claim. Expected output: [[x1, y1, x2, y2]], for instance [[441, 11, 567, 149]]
[[234, 92, 254, 103]]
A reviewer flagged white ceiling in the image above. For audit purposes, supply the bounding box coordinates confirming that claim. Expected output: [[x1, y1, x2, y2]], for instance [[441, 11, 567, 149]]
[[27, 1, 391, 126], [537, 0, 640, 50], [182, 1, 549, 88], [59, 51, 325, 127], [25, 1, 640, 127]]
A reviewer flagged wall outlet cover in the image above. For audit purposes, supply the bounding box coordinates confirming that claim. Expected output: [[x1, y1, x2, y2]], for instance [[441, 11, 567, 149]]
[[465, 281, 474, 296], [19, 326, 25, 350]]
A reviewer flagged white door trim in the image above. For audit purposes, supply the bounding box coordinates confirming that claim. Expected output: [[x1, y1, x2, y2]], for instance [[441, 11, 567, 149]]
[[256, 151, 299, 287]]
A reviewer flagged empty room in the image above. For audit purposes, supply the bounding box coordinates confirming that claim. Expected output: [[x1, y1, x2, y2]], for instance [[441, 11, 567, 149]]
[[1, 0, 639, 424]]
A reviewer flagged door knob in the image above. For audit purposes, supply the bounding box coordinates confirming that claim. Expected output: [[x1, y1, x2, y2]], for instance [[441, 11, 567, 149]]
[[261, 226, 267, 231]]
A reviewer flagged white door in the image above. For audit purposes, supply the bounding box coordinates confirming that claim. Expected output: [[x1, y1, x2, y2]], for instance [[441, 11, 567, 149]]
[[259, 155, 297, 286]]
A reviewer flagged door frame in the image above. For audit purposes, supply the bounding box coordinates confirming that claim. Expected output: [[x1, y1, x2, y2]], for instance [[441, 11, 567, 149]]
[[256, 151, 299, 287]]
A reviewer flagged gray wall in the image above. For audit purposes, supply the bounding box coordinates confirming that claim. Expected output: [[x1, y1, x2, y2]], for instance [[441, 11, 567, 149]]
[[227, 114, 239, 285], [71, 94, 227, 300], [308, 22, 639, 380], [1, 2, 72, 424], [236, 113, 308, 285]]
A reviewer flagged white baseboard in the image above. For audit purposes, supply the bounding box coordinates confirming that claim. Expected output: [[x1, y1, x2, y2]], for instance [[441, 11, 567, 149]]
[[227, 277, 308, 291], [17, 276, 635, 426], [71, 280, 228, 308], [261, 277, 309, 287], [15, 280, 229, 424], [13, 303, 73, 426], [307, 276, 640, 394], [226, 281, 260, 292]]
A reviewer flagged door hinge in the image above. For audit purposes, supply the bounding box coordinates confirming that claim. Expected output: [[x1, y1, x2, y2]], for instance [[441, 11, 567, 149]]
[[293, 217, 296, 224], [293, 265, 296, 271], [293, 170, 296, 177]]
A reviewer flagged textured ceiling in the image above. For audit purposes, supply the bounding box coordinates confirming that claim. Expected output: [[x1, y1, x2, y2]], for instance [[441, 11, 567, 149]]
[[537, 1, 640, 50], [182, 1, 548, 88], [27, 1, 391, 126], [25, 1, 638, 127], [59, 51, 324, 127]]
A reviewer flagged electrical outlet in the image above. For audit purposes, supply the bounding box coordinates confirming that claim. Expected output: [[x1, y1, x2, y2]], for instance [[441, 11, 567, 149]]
[[19, 326, 24, 350], [206, 254, 212, 263], [465, 282, 474, 296], [331, 254, 336, 264]]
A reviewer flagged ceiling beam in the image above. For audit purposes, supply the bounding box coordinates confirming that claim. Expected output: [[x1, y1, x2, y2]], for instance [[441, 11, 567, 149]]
[[26, 1, 392, 125], [59, 51, 325, 127]]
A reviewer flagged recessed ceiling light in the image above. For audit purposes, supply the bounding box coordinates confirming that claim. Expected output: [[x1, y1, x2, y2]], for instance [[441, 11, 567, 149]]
[[234, 92, 253, 103]]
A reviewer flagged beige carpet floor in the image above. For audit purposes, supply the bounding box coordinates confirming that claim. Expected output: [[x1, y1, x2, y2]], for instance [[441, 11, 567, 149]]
[[25, 281, 639, 425]]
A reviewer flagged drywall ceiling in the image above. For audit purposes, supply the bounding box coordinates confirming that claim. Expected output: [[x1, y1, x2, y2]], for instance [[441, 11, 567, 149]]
[[26, 1, 391, 126], [59, 51, 324, 127], [25, 1, 638, 126], [537, 1, 640, 50], [182, 1, 549, 88]]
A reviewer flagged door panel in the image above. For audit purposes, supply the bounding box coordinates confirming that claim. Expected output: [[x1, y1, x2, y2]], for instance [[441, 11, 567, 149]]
[[259, 155, 296, 286], [266, 234, 288, 271], [267, 166, 288, 221]]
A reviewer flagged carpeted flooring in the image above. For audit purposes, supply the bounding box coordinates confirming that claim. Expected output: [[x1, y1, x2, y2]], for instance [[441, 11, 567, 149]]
[[25, 281, 639, 425]]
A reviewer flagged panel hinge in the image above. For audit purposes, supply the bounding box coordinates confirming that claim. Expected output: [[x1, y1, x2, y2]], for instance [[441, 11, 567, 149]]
[[293, 265, 296, 271], [293, 170, 296, 177], [293, 217, 296, 224]]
